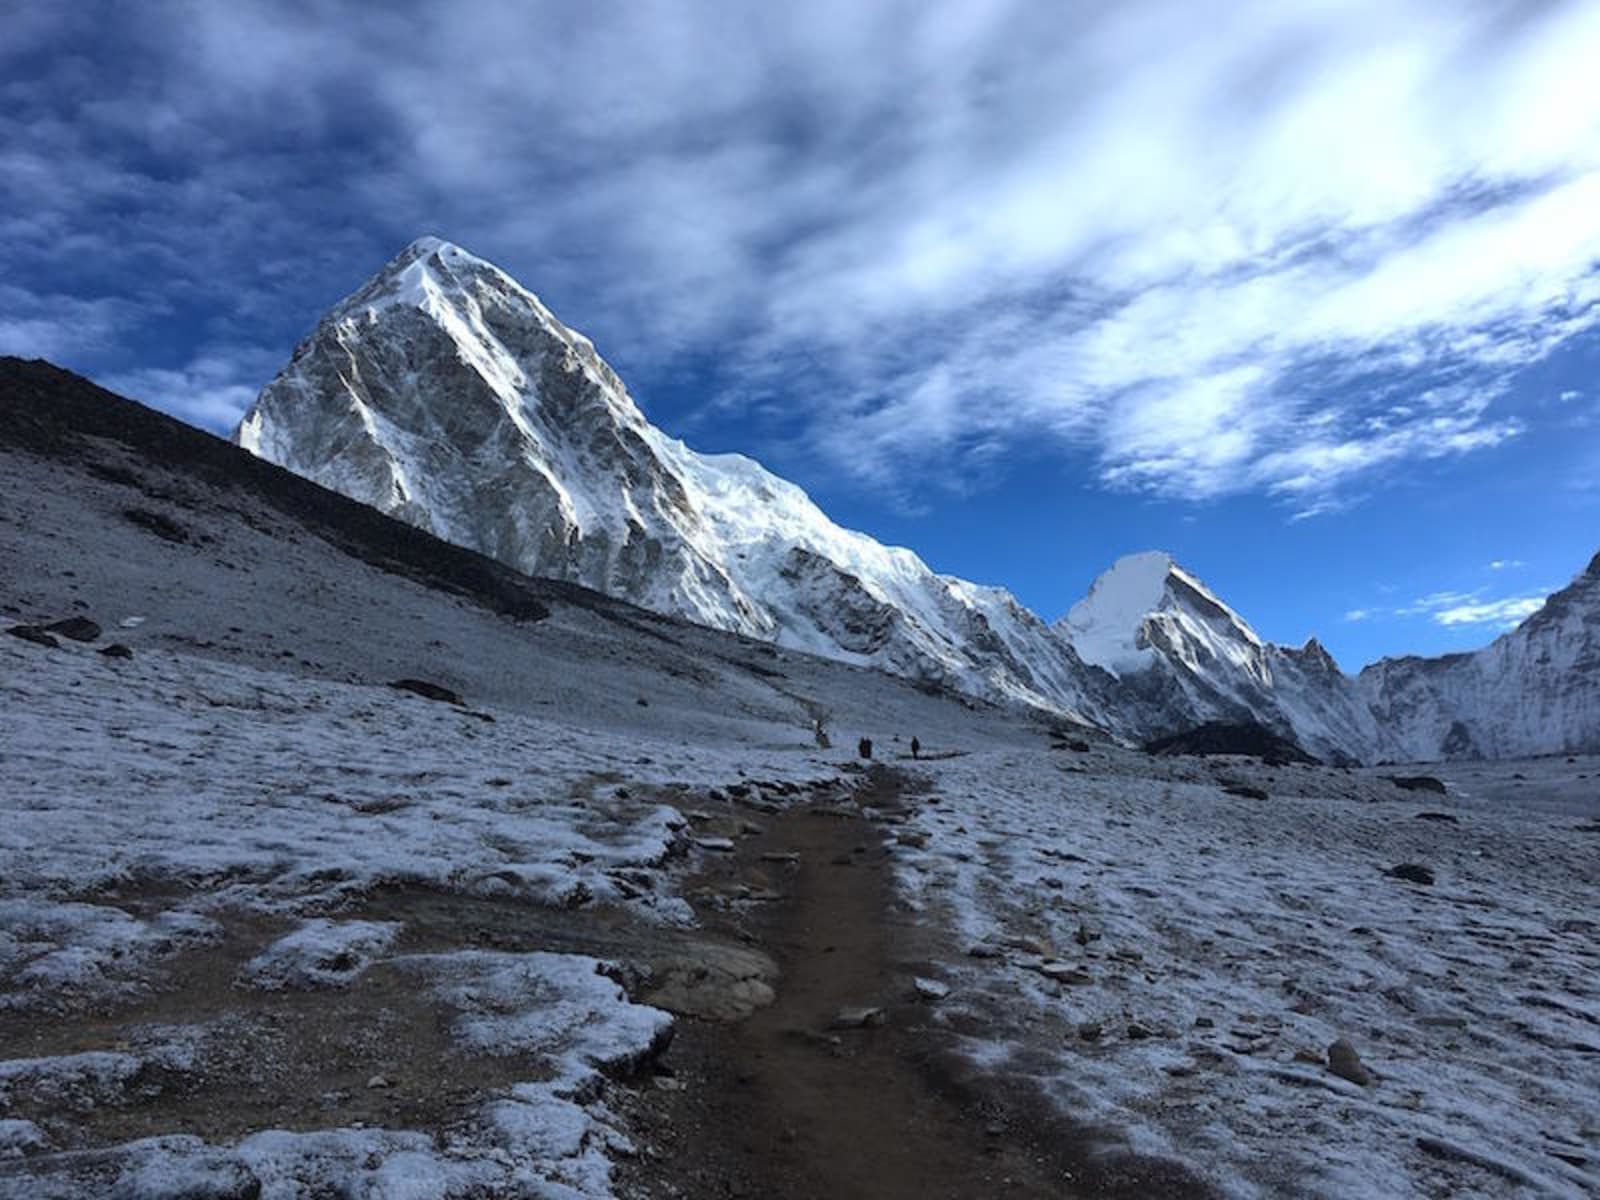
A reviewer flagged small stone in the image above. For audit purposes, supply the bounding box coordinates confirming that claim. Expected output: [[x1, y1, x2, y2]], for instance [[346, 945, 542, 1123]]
[[367, 1074, 392, 1090], [1193, 1016, 1215, 1029], [1386, 863, 1435, 886], [1126, 1022, 1154, 1040], [1035, 961, 1093, 985], [1005, 935, 1050, 956], [42, 616, 101, 642], [913, 977, 949, 1001], [760, 851, 800, 864], [1292, 1047, 1324, 1065], [895, 830, 929, 849], [1326, 1038, 1372, 1086], [6, 626, 59, 649], [1078, 1022, 1103, 1042], [389, 678, 465, 705], [692, 836, 736, 852], [829, 1006, 887, 1030], [1389, 775, 1447, 794], [100, 643, 134, 660], [967, 944, 1003, 960]]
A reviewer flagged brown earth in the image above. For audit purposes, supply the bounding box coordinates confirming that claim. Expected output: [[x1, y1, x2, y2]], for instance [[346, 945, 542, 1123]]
[[617, 765, 1212, 1199]]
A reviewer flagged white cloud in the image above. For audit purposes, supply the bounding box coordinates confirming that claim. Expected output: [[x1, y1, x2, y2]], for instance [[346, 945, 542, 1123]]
[[1431, 595, 1547, 628], [1395, 586, 1551, 630], [1488, 558, 1524, 570], [8, 0, 1600, 508], [1348, 578, 1554, 629], [99, 351, 279, 433]]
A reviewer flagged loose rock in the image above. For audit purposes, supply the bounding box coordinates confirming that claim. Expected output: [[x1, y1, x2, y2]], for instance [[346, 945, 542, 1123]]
[[1386, 863, 1435, 886], [1326, 1038, 1372, 1086], [42, 616, 102, 642], [6, 626, 59, 649], [829, 1006, 887, 1030], [388, 678, 465, 705], [1389, 775, 1447, 795]]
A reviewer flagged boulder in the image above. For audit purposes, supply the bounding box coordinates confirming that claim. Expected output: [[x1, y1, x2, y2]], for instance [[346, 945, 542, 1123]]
[[388, 678, 464, 705], [1386, 863, 1435, 886], [6, 626, 59, 649], [1326, 1038, 1372, 1086], [42, 616, 101, 642]]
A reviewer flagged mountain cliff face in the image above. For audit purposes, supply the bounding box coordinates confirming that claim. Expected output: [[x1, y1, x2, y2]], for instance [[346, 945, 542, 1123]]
[[236, 238, 1101, 721], [236, 238, 1598, 763], [1358, 553, 1600, 760]]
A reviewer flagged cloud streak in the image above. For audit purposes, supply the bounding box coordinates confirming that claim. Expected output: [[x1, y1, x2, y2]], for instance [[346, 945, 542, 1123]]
[[3, 0, 1599, 511]]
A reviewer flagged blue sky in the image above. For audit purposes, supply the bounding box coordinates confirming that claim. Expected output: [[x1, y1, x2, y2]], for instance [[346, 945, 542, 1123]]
[[3, 0, 1598, 669]]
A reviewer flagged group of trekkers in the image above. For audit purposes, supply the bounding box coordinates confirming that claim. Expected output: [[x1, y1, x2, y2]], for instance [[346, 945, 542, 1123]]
[[857, 735, 921, 760]]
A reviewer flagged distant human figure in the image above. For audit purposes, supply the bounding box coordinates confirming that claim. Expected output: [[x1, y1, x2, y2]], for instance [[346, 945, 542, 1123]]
[[858, 737, 873, 760], [911, 737, 921, 759]]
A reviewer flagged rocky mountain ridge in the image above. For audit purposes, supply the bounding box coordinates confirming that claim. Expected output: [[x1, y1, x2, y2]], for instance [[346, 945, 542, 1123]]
[[234, 238, 1599, 762]]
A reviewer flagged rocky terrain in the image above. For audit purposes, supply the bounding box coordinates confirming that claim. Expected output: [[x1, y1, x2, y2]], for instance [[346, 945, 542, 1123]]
[[233, 240, 1600, 764], [3, 361, 1598, 1197]]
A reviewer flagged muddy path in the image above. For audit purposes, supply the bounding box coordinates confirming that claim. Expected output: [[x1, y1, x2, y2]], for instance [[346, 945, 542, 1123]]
[[618, 766, 1083, 1199]]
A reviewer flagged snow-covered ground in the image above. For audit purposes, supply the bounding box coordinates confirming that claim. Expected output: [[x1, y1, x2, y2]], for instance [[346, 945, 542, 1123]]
[[886, 746, 1600, 1197], [4, 418, 1597, 1196], [0, 634, 847, 1197]]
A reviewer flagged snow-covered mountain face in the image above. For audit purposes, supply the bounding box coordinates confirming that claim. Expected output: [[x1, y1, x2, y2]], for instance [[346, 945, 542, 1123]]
[[1358, 553, 1600, 761], [236, 238, 1101, 721], [1056, 552, 1379, 763], [236, 238, 1597, 763]]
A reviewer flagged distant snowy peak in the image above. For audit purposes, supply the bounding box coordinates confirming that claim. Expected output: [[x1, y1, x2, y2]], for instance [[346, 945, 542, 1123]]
[[1061, 551, 1263, 680], [1358, 547, 1600, 760]]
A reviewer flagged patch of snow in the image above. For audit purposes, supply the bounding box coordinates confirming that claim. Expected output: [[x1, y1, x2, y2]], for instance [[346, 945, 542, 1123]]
[[239, 920, 402, 991]]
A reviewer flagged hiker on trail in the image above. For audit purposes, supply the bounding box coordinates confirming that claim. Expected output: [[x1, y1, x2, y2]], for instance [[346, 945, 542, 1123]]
[[858, 737, 873, 760], [911, 737, 921, 759]]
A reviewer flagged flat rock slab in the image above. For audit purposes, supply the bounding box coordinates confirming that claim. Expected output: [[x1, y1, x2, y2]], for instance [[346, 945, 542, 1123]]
[[645, 942, 779, 1022]]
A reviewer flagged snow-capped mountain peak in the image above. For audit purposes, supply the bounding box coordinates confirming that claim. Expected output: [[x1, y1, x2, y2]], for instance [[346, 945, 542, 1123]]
[[234, 238, 1599, 764], [234, 237, 1102, 723], [1060, 551, 1264, 682]]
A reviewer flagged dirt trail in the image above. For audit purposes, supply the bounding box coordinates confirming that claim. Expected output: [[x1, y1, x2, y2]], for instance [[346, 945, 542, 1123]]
[[620, 766, 1084, 1199]]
